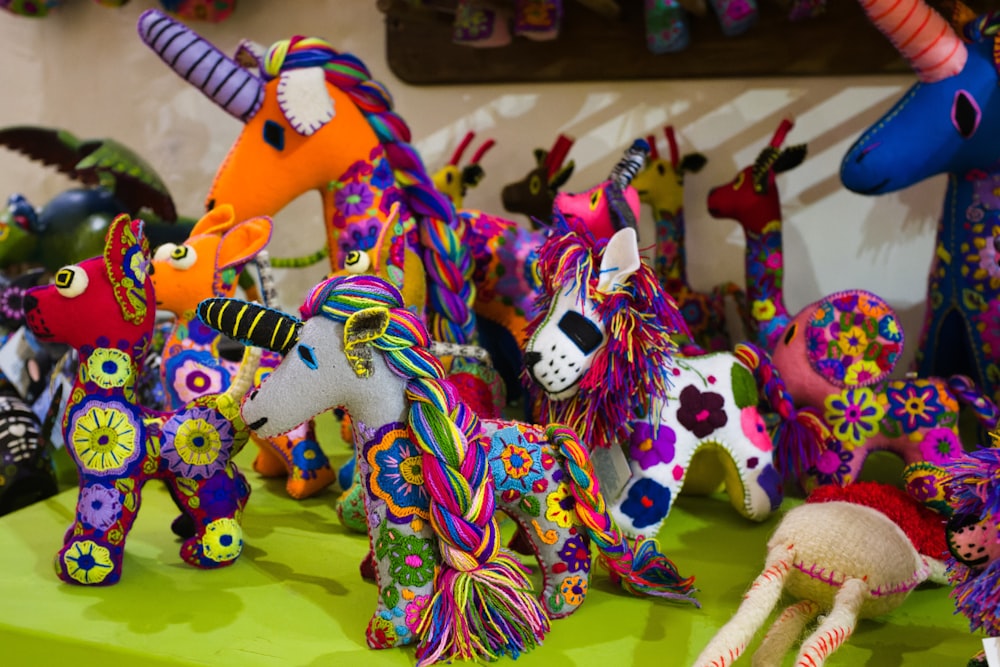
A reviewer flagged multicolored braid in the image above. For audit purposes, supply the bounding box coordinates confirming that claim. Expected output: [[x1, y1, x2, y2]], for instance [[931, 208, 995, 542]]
[[264, 38, 477, 346], [547, 425, 696, 601], [733, 342, 825, 480], [306, 275, 547, 665], [946, 375, 1000, 431]]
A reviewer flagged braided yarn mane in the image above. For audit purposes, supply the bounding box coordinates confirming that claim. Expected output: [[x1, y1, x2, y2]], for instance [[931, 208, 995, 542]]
[[301, 274, 547, 665], [264, 37, 477, 347], [525, 214, 687, 450]]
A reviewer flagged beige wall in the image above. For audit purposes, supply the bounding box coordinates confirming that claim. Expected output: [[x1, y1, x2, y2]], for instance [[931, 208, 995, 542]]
[[0, 0, 942, 369]]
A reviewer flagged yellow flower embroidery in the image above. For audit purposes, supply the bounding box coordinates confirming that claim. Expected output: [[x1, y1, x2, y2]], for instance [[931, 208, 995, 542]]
[[85, 348, 133, 389], [70, 404, 140, 474], [751, 299, 776, 321], [201, 517, 243, 563], [63, 540, 115, 584]]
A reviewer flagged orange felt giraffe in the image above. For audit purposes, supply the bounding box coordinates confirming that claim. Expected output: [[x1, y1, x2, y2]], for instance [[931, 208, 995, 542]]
[[151, 205, 336, 499]]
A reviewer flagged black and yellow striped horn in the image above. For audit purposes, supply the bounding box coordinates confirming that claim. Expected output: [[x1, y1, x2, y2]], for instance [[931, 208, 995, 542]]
[[197, 298, 302, 354]]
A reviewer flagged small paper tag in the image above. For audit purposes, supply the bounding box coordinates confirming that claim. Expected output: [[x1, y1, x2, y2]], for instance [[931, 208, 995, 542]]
[[984, 637, 1000, 667], [590, 443, 632, 501], [0, 328, 39, 401]]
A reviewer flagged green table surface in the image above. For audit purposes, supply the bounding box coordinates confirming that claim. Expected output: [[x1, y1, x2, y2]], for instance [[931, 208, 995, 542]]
[[0, 414, 981, 667]]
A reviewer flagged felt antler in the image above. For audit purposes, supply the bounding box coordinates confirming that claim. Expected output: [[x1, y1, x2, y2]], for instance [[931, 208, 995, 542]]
[[198, 298, 302, 354], [665, 125, 680, 169], [469, 138, 495, 164], [545, 134, 574, 180], [858, 0, 967, 82], [448, 131, 476, 166]]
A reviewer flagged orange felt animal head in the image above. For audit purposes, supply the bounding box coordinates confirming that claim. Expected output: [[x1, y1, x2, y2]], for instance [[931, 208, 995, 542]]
[[151, 205, 272, 315], [24, 214, 154, 355]]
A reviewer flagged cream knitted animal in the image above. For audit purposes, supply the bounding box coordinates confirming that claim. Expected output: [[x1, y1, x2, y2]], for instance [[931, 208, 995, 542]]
[[693, 501, 945, 667]]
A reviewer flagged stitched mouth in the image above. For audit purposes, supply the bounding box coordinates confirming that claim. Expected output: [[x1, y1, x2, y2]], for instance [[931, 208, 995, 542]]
[[248, 416, 268, 431]]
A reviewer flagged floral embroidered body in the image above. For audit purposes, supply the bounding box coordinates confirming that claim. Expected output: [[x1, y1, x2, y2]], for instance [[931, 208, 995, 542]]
[[741, 224, 791, 349], [23, 215, 253, 586]]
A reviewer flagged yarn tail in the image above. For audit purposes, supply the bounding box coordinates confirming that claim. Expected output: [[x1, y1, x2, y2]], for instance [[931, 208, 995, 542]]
[[415, 550, 549, 666], [948, 374, 1000, 431], [547, 424, 698, 605]]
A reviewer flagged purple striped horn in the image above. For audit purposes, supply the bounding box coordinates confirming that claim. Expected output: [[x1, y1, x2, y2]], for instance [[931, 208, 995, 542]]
[[137, 10, 264, 122], [859, 0, 967, 82]]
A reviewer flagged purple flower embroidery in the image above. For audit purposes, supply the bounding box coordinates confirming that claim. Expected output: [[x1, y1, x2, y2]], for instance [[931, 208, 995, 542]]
[[336, 181, 374, 218], [161, 405, 234, 479], [629, 421, 676, 469], [676, 385, 728, 438], [79, 484, 123, 532], [557, 535, 591, 573]]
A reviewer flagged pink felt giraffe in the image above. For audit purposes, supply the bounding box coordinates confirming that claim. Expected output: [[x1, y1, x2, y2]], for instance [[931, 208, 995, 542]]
[[706, 118, 807, 351], [632, 125, 744, 351]]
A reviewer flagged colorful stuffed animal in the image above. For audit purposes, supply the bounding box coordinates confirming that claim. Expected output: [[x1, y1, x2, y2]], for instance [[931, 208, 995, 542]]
[[0, 125, 191, 273], [447, 0, 621, 47], [500, 133, 576, 228], [839, 0, 1000, 408], [707, 117, 807, 350], [693, 499, 946, 667], [942, 445, 1000, 667], [522, 216, 809, 536], [430, 130, 495, 211], [645, 0, 759, 54], [139, 12, 478, 350], [0, 0, 236, 20], [22, 214, 257, 585], [633, 125, 745, 351], [150, 205, 336, 499], [769, 289, 999, 511], [198, 273, 697, 663]]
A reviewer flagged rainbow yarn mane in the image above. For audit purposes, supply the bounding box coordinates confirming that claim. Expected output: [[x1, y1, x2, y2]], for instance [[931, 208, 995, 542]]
[[262, 37, 476, 346], [525, 214, 688, 451]]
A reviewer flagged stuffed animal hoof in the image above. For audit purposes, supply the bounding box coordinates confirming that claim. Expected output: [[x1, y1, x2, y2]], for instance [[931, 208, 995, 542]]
[[251, 439, 288, 478], [56, 538, 121, 586], [182, 517, 244, 568], [170, 513, 196, 539]]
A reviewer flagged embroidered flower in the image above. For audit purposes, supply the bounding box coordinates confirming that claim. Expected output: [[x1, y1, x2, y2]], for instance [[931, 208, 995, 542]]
[[629, 421, 676, 469], [751, 299, 776, 321], [558, 574, 588, 607], [489, 426, 543, 494], [878, 314, 903, 342], [197, 470, 247, 518], [844, 360, 881, 386], [85, 348, 132, 390], [336, 181, 375, 218], [676, 385, 728, 438], [186, 317, 219, 346], [367, 616, 398, 649], [741, 408, 771, 452], [371, 156, 395, 190], [824, 387, 884, 448], [905, 470, 945, 504], [681, 299, 706, 330], [169, 350, 228, 405], [368, 427, 430, 523], [837, 325, 868, 356], [384, 532, 436, 587], [79, 484, 123, 532], [811, 438, 854, 486], [68, 401, 141, 475], [918, 427, 962, 465], [557, 535, 591, 573], [63, 540, 115, 584], [545, 482, 579, 528], [974, 173, 1000, 209], [338, 217, 382, 258], [161, 406, 233, 479], [619, 478, 672, 529], [404, 595, 430, 633], [886, 383, 944, 432], [291, 439, 328, 478], [201, 517, 243, 563]]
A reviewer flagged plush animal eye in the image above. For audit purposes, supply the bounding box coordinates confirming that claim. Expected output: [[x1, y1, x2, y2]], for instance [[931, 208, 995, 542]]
[[783, 323, 798, 346], [263, 120, 285, 150], [952, 90, 981, 139], [297, 343, 318, 370], [529, 174, 542, 195], [153, 243, 177, 262], [733, 172, 746, 190], [445, 171, 454, 184], [168, 245, 196, 270], [589, 189, 603, 211], [344, 250, 371, 274], [54, 266, 88, 298], [558, 310, 603, 353], [656, 163, 666, 176]]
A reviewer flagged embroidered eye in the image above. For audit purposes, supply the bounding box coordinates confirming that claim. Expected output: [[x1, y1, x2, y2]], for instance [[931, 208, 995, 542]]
[[169, 245, 197, 270], [263, 120, 285, 150], [558, 310, 603, 354], [733, 171, 746, 190], [783, 323, 798, 346], [297, 343, 318, 370], [952, 90, 981, 139], [344, 250, 371, 274], [153, 243, 177, 262], [529, 174, 542, 195], [589, 189, 603, 211], [54, 266, 88, 298]]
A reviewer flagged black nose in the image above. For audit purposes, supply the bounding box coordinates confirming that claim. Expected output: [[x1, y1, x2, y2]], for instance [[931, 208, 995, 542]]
[[523, 351, 542, 368], [206, 198, 216, 211], [22, 294, 37, 313]]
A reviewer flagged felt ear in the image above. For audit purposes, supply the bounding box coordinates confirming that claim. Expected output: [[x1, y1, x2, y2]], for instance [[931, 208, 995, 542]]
[[344, 307, 390, 378], [461, 164, 486, 188], [190, 204, 239, 237], [278, 68, 335, 136], [680, 152, 708, 174], [104, 214, 151, 324], [217, 216, 273, 270], [533, 148, 547, 167], [774, 144, 808, 174], [234, 39, 266, 72], [597, 227, 641, 294], [11, 267, 44, 289], [550, 161, 575, 190], [197, 297, 301, 354]]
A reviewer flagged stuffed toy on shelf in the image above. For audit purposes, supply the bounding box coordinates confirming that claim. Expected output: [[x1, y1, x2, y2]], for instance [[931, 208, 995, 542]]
[[501, 133, 575, 228], [430, 130, 495, 211], [840, 0, 1000, 410], [198, 272, 697, 664], [0, 0, 236, 20], [21, 214, 257, 585], [632, 125, 745, 352]]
